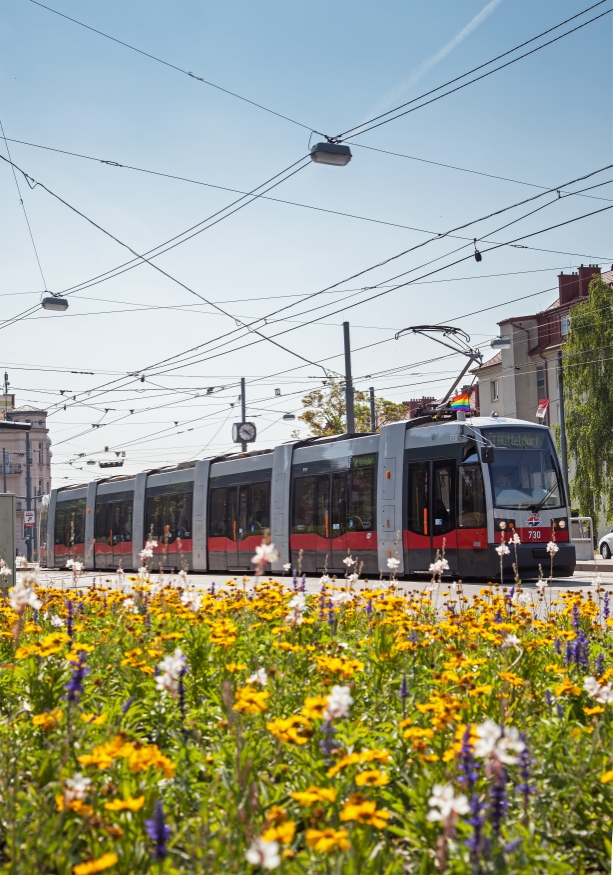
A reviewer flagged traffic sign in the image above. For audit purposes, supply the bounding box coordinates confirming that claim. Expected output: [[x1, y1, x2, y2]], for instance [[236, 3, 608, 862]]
[[24, 510, 35, 528]]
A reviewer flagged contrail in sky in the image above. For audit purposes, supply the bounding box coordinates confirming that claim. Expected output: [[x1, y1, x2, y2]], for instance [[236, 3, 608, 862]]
[[368, 0, 504, 120]]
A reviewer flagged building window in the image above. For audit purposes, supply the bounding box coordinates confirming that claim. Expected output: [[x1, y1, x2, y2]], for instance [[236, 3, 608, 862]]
[[560, 315, 570, 336], [38, 443, 43, 464], [490, 380, 499, 402], [536, 364, 547, 401]]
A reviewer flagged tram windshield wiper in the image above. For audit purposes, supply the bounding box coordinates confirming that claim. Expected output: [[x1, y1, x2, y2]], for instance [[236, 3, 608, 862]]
[[530, 482, 558, 514]]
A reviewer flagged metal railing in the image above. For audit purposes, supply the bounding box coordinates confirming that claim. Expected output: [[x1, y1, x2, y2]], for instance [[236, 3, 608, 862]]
[[2, 463, 22, 475]]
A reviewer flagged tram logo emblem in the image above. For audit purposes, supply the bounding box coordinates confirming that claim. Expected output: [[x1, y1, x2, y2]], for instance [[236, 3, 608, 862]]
[[526, 514, 542, 527]]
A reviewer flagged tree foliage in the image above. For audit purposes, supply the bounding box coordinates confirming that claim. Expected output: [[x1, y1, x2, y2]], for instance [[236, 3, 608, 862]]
[[564, 275, 613, 520], [297, 379, 408, 436]]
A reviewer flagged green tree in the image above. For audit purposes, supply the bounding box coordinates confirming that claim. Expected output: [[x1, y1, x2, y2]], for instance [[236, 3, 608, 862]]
[[297, 379, 407, 436], [564, 275, 613, 520]]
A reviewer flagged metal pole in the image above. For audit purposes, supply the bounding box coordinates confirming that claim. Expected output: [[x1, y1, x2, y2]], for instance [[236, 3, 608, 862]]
[[343, 322, 355, 434], [369, 387, 376, 433], [240, 377, 247, 453], [25, 430, 31, 562], [2, 448, 6, 493], [557, 350, 570, 505]]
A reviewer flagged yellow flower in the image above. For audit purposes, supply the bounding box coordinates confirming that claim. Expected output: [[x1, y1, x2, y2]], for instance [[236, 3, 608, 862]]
[[78, 736, 175, 778], [290, 786, 337, 806], [584, 705, 605, 716], [80, 713, 107, 726], [56, 796, 93, 816], [225, 663, 247, 672], [327, 749, 390, 778], [265, 805, 288, 824], [340, 795, 390, 829], [402, 726, 434, 741], [355, 769, 389, 787], [73, 853, 118, 874], [305, 828, 351, 852], [314, 655, 365, 679], [266, 715, 312, 744], [262, 820, 296, 845], [233, 686, 270, 715], [600, 770, 613, 783], [498, 671, 524, 687], [301, 695, 329, 720], [554, 678, 581, 697], [32, 709, 63, 730], [104, 795, 145, 812], [209, 619, 238, 647]]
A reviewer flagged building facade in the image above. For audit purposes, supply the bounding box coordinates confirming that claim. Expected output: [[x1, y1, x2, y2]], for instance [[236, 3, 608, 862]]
[[0, 395, 52, 558]]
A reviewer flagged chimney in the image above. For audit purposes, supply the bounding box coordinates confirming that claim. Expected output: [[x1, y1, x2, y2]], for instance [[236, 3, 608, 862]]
[[558, 271, 580, 306], [578, 263, 601, 298]]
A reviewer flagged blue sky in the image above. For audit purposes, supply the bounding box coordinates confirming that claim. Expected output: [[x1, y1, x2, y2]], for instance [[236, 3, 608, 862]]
[[1, 0, 611, 483]]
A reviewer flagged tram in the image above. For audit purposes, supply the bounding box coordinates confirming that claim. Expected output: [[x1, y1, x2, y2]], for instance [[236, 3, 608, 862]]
[[40, 414, 576, 580]]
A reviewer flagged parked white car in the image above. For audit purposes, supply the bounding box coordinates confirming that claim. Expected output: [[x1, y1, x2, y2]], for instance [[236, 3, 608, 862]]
[[598, 529, 613, 559]]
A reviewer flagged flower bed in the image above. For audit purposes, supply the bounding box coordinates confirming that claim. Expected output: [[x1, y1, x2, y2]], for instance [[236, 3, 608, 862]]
[[0, 571, 611, 874]]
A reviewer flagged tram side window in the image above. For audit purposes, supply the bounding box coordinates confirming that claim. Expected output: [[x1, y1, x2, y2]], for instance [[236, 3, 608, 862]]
[[114, 501, 133, 543], [145, 495, 163, 542], [331, 473, 347, 536], [458, 465, 486, 528], [95, 503, 111, 544], [248, 482, 270, 535], [55, 498, 86, 545], [209, 488, 228, 538], [348, 468, 375, 531], [407, 463, 429, 535], [292, 476, 315, 534]]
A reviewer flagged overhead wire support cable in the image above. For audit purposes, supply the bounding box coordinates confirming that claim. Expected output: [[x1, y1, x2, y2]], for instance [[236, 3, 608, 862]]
[[333, 4, 612, 142], [29, 0, 323, 135]]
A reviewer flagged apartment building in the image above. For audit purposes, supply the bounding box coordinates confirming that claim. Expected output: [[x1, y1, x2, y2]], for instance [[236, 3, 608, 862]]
[[0, 394, 52, 558]]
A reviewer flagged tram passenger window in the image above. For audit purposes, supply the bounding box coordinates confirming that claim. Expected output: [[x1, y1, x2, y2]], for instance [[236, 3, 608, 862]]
[[54, 507, 65, 546], [407, 463, 429, 535], [169, 492, 192, 540], [237, 486, 249, 540], [433, 463, 454, 535], [121, 501, 133, 542], [249, 482, 270, 535], [146, 495, 163, 542], [348, 468, 375, 531], [209, 488, 227, 538], [95, 503, 110, 544], [315, 475, 330, 538], [331, 473, 347, 536], [292, 476, 315, 533], [458, 465, 486, 528]]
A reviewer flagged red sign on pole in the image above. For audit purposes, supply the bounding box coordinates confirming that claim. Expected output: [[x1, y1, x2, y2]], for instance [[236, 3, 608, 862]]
[[24, 510, 35, 528], [536, 399, 550, 421]]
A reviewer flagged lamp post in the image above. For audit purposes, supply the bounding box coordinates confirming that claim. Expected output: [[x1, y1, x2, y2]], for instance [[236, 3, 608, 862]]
[[343, 322, 355, 434], [558, 350, 570, 505]]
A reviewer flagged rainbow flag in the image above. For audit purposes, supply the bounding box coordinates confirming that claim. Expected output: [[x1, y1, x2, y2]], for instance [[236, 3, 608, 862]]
[[450, 393, 471, 411]]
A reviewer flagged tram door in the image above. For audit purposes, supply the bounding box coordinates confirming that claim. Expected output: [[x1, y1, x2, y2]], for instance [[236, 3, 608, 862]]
[[313, 473, 348, 572], [227, 485, 250, 569], [406, 460, 458, 573]]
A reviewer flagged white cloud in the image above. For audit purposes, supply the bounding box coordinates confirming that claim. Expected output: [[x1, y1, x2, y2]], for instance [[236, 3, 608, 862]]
[[367, 0, 504, 122]]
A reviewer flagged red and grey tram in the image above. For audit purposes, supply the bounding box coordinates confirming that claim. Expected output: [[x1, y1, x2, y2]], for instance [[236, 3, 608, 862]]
[[41, 415, 575, 579]]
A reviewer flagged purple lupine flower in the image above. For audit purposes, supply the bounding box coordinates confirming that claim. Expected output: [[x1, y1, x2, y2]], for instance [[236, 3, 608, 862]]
[[563, 640, 573, 665], [555, 702, 564, 718], [516, 734, 535, 813], [65, 599, 74, 640], [504, 839, 522, 854], [554, 637, 562, 655], [493, 609, 502, 624], [604, 591, 610, 620], [292, 570, 297, 591], [327, 599, 335, 633], [301, 573, 306, 592], [145, 799, 171, 860], [571, 602, 580, 633], [595, 652, 605, 677], [64, 651, 89, 703], [366, 599, 373, 619], [319, 720, 337, 760], [178, 666, 188, 737], [119, 696, 134, 726], [490, 767, 508, 836], [544, 689, 554, 712], [209, 581, 216, 595], [573, 631, 589, 670], [400, 676, 409, 702], [457, 727, 483, 861], [319, 594, 326, 621]]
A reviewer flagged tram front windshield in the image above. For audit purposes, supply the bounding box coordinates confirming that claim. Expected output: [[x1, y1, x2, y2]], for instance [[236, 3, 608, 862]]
[[481, 427, 563, 510]]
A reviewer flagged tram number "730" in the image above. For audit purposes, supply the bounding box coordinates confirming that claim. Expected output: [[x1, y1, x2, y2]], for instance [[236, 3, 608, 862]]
[[528, 529, 542, 539]]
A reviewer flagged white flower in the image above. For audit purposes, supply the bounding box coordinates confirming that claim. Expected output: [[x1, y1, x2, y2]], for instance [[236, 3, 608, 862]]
[[343, 555, 355, 567], [584, 675, 613, 704], [9, 585, 41, 614], [513, 591, 531, 606], [330, 590, 354, 606], [65, 559, 83, 573], [495, 543, 510, 557], [15, 556, 26, 569], [155, 648, 187, 696], [138, 566, 149, 578], [473, 719, 525, 765], [252, 543, 279, 567], [546, 541, 559, 555], [64, 773, 91, 802], [178, 569, 188, 584], [592, 575, 603, 591], [387, 557, 400, 571], [323, 685, 353, 721], [50, 614, 65, 628], [501, 633, 520, 649], [139, 547, 154, 561], [122, 597, 138, 613], [245, 839, 280, 870], [286, 592, 307, 625], [511, 532, 521, 545], [347, 573, 359, 586], [536, 579, 547, 592], [426, 783, 470, 822], [319, 574, 331, 587], [181, 590, 202, 612], [429, 558, 449, 575], [283, 563, 291, 572], [0, 559, 12, 579], [21, 698, 32, 712], [248, 668, 268, 686]]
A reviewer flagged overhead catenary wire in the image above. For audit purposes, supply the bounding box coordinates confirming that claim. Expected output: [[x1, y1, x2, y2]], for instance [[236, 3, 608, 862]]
[[28, 0, 321, 135], [334, 4, 612, 141]]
